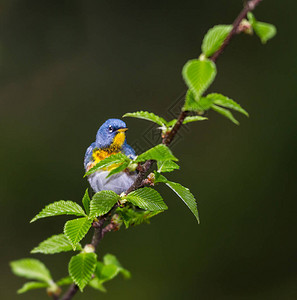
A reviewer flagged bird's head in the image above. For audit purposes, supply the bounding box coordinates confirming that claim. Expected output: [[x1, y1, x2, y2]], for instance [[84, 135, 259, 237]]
[[95, 118, 128, 149]]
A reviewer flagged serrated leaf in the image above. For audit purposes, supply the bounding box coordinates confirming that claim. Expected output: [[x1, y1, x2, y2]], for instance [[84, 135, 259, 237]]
[[31, 234, 82, 254], [117, 206, 161, 228], [211, 105, 239, 125], [183, 116, 208, 124], [202, 25, 232, 57], [17, 281, 48, 294], [135, 144, 178, 163], [89, 190, 119, 218], [166, 182, 199, 223], [123, 111, 167, 127], [126, 187, 167, 211], [31, 201, 86, 223], [82, 189, 91, 215], [106, 160, 130, 178], [68, 252, 97, 292], [64, 217, 93, 250], [56, 276, 73, 286], [154, 175, 199, 223], [10, 259, 52, 283], [157, 160, 180, 173], [84, 153, 130, 177], [182, 59, 216, 99], [248, 12, 276, 44], [207, 93, 249, 117]]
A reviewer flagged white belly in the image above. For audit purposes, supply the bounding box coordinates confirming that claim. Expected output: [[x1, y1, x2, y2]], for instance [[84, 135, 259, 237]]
[[88, 170, 137, 194]]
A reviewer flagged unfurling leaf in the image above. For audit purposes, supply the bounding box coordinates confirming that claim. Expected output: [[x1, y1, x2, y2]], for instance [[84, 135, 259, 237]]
[[123, 111, 167, 127], [207, 93, 249, 117], [183, 116, 208, 124], [247, 13, 277, 44], [103, 254, 131, 279], [125, 187, 167, 211], [10, 259, 52, 284], [211, 105, 239, 125], [17, 281, 48, 294], [155, 174, 199, 223], [157, 160, 180, 173], [31, 234, 82, 254], [117, 206, 162, 228], [56, 276, 73, 286], [82, 189, 91, 215], [84, 153, 130, 177], [64, 217, 93, 250], [91, 253, 130, 292], [184, 90, 212, 112], [182, 59, 216, 99], [68, 252, 97, 291], [30, 201, 86, 223], [89, 190, 119, 218], [202, 25, 232, 57], [135, 144, 178, 163], [106, 160, 130, 178]]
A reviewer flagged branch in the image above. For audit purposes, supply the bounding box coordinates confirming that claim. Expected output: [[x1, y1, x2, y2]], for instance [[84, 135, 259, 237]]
[[129, 0, 262, 191], [60, 1, 262, 299]]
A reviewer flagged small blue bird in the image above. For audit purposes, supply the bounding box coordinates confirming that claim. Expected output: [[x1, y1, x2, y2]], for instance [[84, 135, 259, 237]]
[[84, 119, 137, 194]]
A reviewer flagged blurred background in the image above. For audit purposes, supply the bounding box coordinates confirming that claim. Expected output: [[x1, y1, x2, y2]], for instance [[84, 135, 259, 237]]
[[0, 0, 296, 299]]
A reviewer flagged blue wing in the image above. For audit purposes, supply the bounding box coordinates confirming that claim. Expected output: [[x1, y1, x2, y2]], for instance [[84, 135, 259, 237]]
[[122, 143, 136, 160], [84, 142, 96, 170]]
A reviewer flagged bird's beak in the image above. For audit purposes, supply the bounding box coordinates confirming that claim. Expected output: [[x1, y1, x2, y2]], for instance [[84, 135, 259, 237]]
[[117, 128, 128, 133]]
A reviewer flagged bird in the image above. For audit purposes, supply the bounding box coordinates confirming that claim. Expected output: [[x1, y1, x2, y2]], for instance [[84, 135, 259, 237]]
[[84, 119, 137, 194]]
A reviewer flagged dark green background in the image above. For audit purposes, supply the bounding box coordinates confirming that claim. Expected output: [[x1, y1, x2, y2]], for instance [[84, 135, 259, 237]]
[[1, 1, 296, 299]]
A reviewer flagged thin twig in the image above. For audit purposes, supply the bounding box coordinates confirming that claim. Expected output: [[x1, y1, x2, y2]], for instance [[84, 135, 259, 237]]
[[59, 1, 262, 299]]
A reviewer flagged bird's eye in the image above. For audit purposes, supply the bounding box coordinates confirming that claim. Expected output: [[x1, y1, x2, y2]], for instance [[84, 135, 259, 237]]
[[108, 125, 113, 133]]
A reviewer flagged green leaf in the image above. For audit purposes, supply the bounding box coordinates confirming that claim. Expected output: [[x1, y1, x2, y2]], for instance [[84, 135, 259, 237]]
[[56, 276, 73, 286], [17, 281, 48, 294], [166, 119, 177, 127], [182, 58, 216, 99], [31, 234, 82, 254], [117, 206, 161, 228], [135, 144, 178, 163], [10, 259, 52, 283], [202, 25, 232, 57], [183, 116, 208, 124], [183, 90, 213, 112], [82, 189, 91, 215], [88, 277, 106, 292], [95, 255, 130, 283], [106, 160, 130, 178], [103, 254, 131, 279], [248, 13, 277, 44], [89, 190, 119, 218], [154, 175, 199, 223], [211, 105, 239, 125], [207, 93, 249, 117], [157, 160, 180, 173], [95, 262, 118, 282], [123, 111, 167, 127], [31, 201, 86, 223], [125, 187, 168, 211], [84, 153, 130, 177], [68, 252, 97, 292], [64, 217, 93, 250], [166, 182, 199, 223]]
